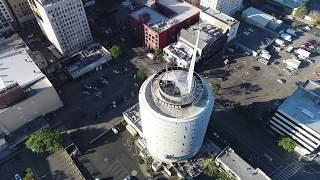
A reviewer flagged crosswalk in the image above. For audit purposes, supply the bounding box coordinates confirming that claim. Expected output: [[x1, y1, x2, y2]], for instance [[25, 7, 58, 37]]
[[272, 161, 304, 180]]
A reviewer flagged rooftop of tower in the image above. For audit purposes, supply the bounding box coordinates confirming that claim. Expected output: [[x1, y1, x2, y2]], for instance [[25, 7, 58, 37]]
[[140, 67, 212, 118]]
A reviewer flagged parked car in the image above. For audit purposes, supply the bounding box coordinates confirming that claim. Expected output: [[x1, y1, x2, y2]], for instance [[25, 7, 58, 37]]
[[277, 79, 286, 84], [82, 91, 91, 95], [14, 174, 22, 180], [112, 69, 120, 74]]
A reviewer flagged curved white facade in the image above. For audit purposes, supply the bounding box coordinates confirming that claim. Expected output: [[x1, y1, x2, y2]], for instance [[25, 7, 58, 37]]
[[139, 68, 214, 162]]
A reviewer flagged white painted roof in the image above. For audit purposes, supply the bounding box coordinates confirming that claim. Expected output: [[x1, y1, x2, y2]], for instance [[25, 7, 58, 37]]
[[242, 7, 275, 27], [279, 80, 320, 134], [0, 46, 44, 90], [157, 0, 200, 22]]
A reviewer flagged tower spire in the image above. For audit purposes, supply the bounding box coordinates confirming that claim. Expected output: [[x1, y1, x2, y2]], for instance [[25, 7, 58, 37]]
[[186, 28, 200, 93]]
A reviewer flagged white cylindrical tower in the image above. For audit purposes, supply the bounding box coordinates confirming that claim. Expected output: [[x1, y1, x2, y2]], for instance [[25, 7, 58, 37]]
[[139, 67, 214, 162]]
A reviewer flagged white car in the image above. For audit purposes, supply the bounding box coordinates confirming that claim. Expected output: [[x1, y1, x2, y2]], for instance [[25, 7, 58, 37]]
[[305, 26, 311, 30], [277, 79, 286, 84], [112, 101, 117, 108], [112, 70, 120, 74], [112, 128, 118, 134]]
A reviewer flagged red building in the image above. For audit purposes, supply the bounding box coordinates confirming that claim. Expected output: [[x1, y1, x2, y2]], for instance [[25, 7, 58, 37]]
[[129, 0, 200, 49]]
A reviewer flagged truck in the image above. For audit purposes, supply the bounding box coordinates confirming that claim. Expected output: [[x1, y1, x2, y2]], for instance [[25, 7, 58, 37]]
[[286, 46, 294, 53], [296, 48, 311, 58], [260, 53, 271, 60], [275, 39, 285, 46], [280, 33, 292, 42]]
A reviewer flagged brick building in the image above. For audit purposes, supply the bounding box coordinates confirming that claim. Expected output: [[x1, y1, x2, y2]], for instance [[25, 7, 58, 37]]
[[129, 0, 200, 49]]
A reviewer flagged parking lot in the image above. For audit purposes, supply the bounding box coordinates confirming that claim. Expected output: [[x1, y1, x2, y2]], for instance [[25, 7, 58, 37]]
[[200, 23, 320, 179], [75, 128, 146, 180]]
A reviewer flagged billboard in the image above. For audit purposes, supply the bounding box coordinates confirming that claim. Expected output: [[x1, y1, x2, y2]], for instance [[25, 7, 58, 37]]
[[28, 0, 43, 21]]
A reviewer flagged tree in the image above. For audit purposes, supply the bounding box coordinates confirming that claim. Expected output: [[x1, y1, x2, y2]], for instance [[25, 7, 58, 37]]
[[204, 160, 235, 180], [217, 170, 236, 180], [294, 4, 308, 18], [210, 81, 221, 95], [154, 49, 163, 61], [278, 137, 297, 152], [23, 168, 35, 180], [25, 128, 62, 153], [110, 45, 122, 59], [144, 156, 153, 169], [127, 137, 135, 146], [310, 13, 320, 25], [137, 69, 147, 81], [204, 160, 219, 177]]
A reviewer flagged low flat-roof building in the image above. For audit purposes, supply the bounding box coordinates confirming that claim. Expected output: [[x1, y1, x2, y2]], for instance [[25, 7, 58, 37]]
[[241, 7, 282, 30], [270, 80, 320, 156], [163, 8, 239, 68], [200, 8, 239, 42], [272, 0, 308, 15], [163, 21, 226, 68], [63, 43, 112, 79], [236, 23, 278, 56], [129, 0, 200, 49], [123, 103, 143, 137], [216, 147, 271, 180], [0, 34, 63, 136]]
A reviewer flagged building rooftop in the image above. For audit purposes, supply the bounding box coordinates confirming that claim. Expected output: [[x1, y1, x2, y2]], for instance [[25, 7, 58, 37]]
[[0, 36, 44, 91], [123, 103, 143, 136], [165, 41, 194, 62], [279, 80, 320, 134], [242, 7, 275, 27], [273, 0, 306, 9], [164, 22, 223, 63], [237, 23, 278, 53], [133, 0, 156, 7], [36, 0, 65, 5], [47, 149, 85, 179], [149, 0, 200, 32], [201, 8, 239, 26], [141, 67, 211, 118], [185, 22, 224, 46], [216, 147, 271, 180], [130, 6, 167, 25], [65, 43, 111, 74]]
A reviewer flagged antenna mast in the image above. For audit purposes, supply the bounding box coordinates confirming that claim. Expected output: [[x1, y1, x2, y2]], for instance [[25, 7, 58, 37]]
[[186, 28, 200, 93]]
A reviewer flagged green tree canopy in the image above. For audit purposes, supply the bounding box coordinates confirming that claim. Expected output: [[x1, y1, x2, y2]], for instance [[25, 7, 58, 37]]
[[278, 137, 297, 152], [210, 81, 221, 95], [23, 168, 35, 180], [204, 159, 219, 177], [25, 128, 62, 153], [127, 137, 135, 146], [110, 45, 122, 59], [294, 4, 308, 18], [311, 13, 320, 25], [204, 159, 235, 179], [144, 156, 153, 169], [154, 49, 163, 61], [137, 69, 147, 81]]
